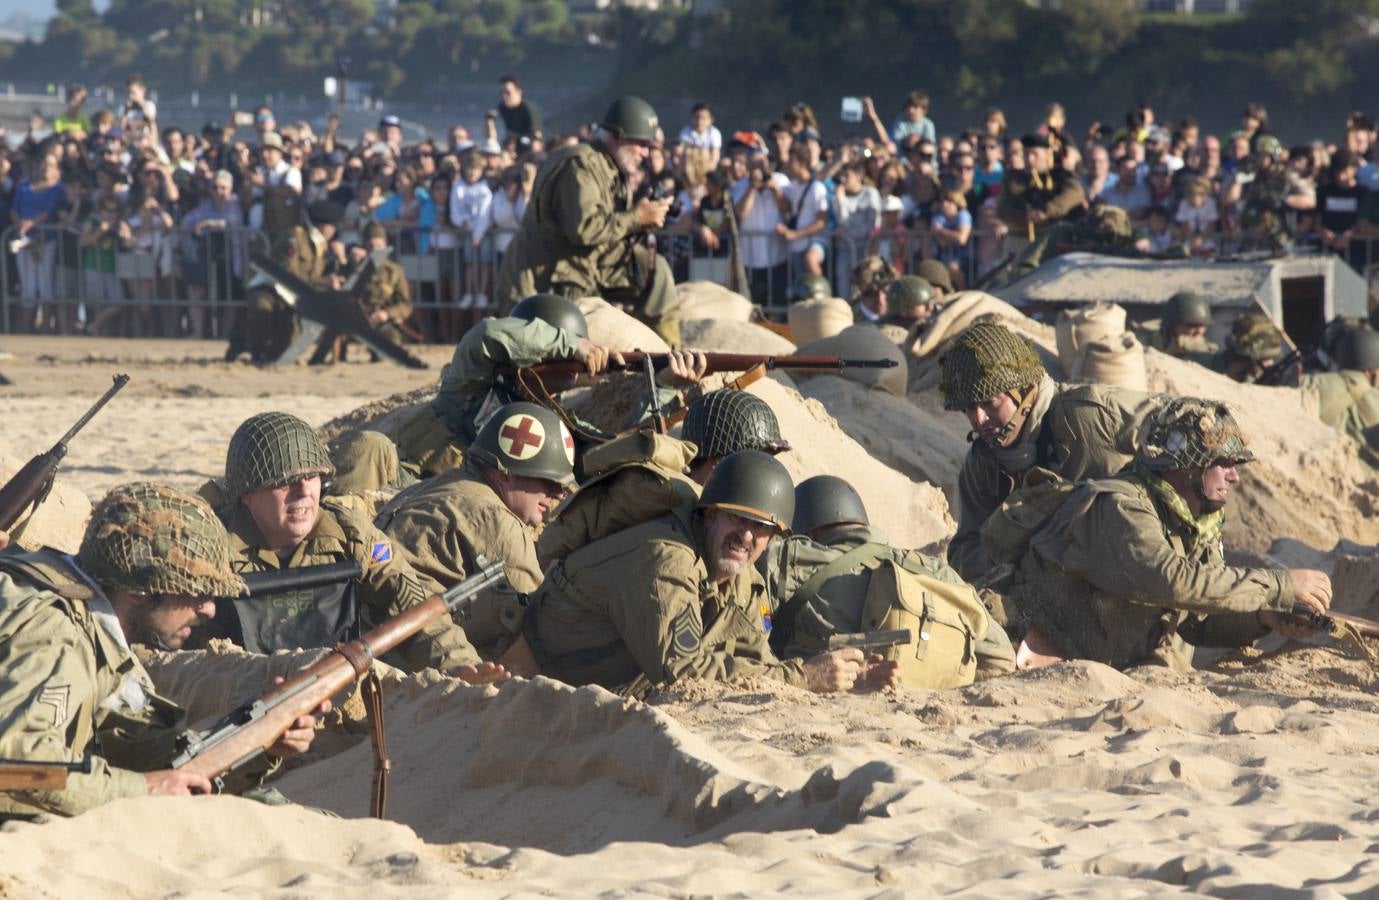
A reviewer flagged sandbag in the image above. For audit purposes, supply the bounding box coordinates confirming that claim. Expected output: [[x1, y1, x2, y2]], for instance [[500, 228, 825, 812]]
[[674, 281, 755, 323], [908, 290, 1025, 359], [1080, 331, 1148, 391], [1056, 303, 1127, 379], [794, 325, 908, 397], [0, 453, 92, 553], [577, 297, 671, 352], [787, 298, 854, 347], [680, 318, 796, 355]]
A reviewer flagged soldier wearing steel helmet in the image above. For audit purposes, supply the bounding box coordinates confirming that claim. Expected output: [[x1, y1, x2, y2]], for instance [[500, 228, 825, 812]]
[[680, 389, 791, 484], [1215, 311, 1285, 383], [495, 95, 683, 345], [940, 321, 1162, 582], [507, 451, 898, 696], [375, 403, 576, 659], [790, 273, 831, 304], [879, 275, 940, 334], [1299, 328, 1379, 457], [331, 292, 706, 492], [759, 475, 1015, 684], [1140, 290, 1219, 364], [1011, 398, 1332, 671], [0, 483, 326, 818], [849, 254, 898, 324], [202, 411, 506, 683]]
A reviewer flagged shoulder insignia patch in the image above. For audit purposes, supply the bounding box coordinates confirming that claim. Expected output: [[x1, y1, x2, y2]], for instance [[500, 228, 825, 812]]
[[370, 541, 393, 565], [760, 603, 773, 633], [37, 685, 70, 728], [670, 606, 702, 657]]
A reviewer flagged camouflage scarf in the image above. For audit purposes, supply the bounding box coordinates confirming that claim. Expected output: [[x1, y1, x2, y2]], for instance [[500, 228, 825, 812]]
[[1130, 461, 1225, 554]]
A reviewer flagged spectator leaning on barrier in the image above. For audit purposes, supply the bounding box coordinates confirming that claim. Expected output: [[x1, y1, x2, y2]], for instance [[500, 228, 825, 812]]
[[732, 145, 791, 307], [780, 145, 830, 281], [449, 149, 494, 309]]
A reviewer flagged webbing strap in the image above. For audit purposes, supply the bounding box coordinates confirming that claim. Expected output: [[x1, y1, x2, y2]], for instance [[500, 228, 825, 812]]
[[361, 670, 391, 820], [777, 542, 891, 632]]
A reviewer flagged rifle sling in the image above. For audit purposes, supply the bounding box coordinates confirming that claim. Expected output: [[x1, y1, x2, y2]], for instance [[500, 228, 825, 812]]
[[361, 670, 391, 820], [513, 367, 614, 444]]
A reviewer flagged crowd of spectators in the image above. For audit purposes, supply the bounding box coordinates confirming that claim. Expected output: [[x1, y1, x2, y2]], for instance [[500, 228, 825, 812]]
[[2, 73, 1377, 339]]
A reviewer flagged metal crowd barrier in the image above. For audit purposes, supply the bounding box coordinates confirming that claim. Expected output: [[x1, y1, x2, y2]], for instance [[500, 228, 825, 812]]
[[1, 222, 267, 336]]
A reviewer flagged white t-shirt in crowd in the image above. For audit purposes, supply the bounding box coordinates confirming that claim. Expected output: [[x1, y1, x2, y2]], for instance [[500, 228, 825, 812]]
[[450, 179, 494, 244], [731, 172, 789, 269], [678, 125, 722, 151], [782, 177, 829, 253], [490, 189, 527, 253], [1174, 197, 1219, 235]]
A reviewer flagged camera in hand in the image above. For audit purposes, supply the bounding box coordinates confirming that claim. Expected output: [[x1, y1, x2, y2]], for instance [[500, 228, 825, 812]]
[[650, 180, 682, 220]]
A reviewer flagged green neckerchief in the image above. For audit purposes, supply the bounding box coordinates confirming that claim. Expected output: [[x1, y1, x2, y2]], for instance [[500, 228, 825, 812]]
[[1129, 461, 1225, 554]]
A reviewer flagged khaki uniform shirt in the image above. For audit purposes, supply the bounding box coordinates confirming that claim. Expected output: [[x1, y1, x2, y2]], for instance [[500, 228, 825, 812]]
[[495, 141, 641, 311], [1019, 474, 1292, 670], [213, 498, 480, 671], [949, 383, 1158, 582], [376, 465, 542, 655], [526, 510, 808, 693], [998, 167, 1086, 232], [363, 258, 413, 324], [1300, 370, 1379, 452], [1142, 328, 1220, 367], [0, 551, 184, 816], [761, 525, 1015, 676]]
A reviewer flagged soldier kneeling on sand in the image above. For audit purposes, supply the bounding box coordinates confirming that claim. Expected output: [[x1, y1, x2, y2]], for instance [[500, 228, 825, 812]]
[[197, 411, 505, 683], [1009, 398, 1332, 671], [761, 475, 1015, 687]]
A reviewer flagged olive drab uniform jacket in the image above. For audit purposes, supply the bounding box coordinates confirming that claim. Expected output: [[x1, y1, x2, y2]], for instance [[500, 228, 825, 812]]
[[997, 167, 1086, 233], [375, 464, 543, 657], [494, 141, 678, 329], [1142, 329, 1220, 368], [949, 382, 1159, 583], [523, 508, 808, 695], [361, 257, 412, 345], [1300, 370, 1379, 454], [760, 525, 1015, 682], [202, 497, 482, 672], [240, 225, 328, 363], [0, 550, 267, 817], [1016, 471, 1293, 671]]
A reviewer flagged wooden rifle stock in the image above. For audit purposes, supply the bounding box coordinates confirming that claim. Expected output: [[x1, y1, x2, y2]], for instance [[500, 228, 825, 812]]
[[0, 374, 129, 531], [0, 758, 92, 791], [173, 560, 506, 785]]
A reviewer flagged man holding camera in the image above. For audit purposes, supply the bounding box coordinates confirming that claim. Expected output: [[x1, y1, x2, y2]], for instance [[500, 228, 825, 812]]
[[495, 95, 681, 345]]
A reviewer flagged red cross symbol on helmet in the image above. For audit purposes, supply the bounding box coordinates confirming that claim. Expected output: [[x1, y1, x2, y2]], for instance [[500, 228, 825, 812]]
[[498, 414, 546, 460]]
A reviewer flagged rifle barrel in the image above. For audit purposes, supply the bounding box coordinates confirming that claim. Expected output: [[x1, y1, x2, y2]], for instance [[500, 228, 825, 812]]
[[58, 374, 130, 446], [239, 561, 363, 598]]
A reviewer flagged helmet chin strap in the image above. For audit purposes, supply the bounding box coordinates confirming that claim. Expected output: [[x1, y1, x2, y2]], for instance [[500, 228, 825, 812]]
[[990, 381, 1041, 447]]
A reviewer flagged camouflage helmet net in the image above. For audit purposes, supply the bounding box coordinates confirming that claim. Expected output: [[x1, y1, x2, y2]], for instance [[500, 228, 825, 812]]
[[1225, 312, 1283, 362], [939, 322, 1046, 411], [78, 482, 247, 598], [850, 255, 898, 300], [225, 411, 335, 499], [1138, 398, 1254, 471], [681, 390, 788, 463]]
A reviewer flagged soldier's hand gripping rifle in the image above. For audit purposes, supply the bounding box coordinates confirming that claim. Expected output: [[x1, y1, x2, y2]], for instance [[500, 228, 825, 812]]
[[0, 374, 129, 532], [171, 559, 508, 816]]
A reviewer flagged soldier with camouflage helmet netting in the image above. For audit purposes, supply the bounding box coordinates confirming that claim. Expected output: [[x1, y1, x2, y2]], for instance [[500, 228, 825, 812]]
[[679, 388, 791, 484], [375, 402, 576, 658], [0, 482, 326, 818], [849, 254, 897, 323], [202, 411, 506, 683], [495, 95, 684, 346], [1141, 290, 1219, 364], [759, 475, 1015, 685], [507, 451, 898, 696], [940, 321, 1163, 582], [1216, 311, 1285, 383], [1300, 327, 1379, 459], [330, 291, 706, 492], [1009, 398, 1332, 672]]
